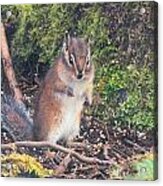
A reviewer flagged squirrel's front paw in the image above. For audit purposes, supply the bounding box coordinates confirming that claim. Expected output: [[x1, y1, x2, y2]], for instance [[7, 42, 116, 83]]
[[67, 87, 74, 97], [84, 96, 92, 106]]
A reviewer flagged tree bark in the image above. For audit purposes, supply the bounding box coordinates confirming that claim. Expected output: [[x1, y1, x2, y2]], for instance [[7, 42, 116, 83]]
[[1, 22, 23, 103]]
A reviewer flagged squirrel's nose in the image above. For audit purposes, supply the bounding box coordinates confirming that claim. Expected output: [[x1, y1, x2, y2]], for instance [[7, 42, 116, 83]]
[[77, 71, 83, 79]]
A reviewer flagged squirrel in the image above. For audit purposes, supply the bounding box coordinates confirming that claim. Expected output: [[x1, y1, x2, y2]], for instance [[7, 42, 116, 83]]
[[1, 33, 94, 144]]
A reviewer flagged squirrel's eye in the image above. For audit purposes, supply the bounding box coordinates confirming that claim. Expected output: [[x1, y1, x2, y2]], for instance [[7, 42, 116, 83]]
[[86, 60, 90, 66], [69, 55, 74, 66], [69, 57, 73, 65]]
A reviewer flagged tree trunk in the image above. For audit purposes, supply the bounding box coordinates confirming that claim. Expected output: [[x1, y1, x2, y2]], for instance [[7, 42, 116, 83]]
[[1, 22, 23, 103]]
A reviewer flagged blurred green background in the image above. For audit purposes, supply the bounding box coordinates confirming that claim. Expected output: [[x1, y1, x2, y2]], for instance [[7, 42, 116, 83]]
[[1, 2, 157, 131]]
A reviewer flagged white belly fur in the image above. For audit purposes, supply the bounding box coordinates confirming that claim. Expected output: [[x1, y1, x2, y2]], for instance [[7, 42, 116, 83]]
[[47, 79, 87, 143], [48, 93, 84, 143], [60, 96, 83, 139]]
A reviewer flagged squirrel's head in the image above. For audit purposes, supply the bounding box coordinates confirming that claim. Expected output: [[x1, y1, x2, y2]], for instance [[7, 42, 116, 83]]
[[62, 32, 94, 81]]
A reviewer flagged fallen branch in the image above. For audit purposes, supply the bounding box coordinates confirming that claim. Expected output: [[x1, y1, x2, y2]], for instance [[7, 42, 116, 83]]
[[1, 141, 114, 165]]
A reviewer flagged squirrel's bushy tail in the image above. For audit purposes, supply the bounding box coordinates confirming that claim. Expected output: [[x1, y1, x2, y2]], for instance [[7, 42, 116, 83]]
[[1, 93, 34, 141]]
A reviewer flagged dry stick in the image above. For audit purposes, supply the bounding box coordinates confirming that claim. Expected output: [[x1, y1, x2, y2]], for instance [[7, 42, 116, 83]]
[[112, 147, 128, 159], [55, 154, 71, 175], [1, 23, 23, 103], [68, 142, 89, 150], [24, 85, 38, 92], [123, 138, 145, 152], [77, 165, 95, 172], [1, 141, 114, 165], [19, 76, 32, 84]]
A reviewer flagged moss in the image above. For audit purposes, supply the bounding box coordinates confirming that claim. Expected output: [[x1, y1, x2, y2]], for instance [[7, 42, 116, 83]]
[[1, 153, 54, 177]]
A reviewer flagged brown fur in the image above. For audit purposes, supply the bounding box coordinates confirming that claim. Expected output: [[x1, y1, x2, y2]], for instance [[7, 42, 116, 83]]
[[34, 58, 67, 140], [33, 36, 94, 143]]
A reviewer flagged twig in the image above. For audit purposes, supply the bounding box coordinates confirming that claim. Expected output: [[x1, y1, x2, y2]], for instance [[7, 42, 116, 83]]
[[92, 117, 105, 125], [55, 154, 71, 175], [76, 165, 96, 172], [20, 76, 32, 85], [24, 85, 38, 92], [123, 138, 145, 152], [34, 75, 41, 86], [68, 142, 91, 151], [112, 147, 128, 159], [104, 124, 110, 141], [1, 141, 114, 165]]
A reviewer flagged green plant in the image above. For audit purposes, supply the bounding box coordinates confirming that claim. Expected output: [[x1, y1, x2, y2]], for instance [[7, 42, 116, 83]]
[[124, 152, 157, 181], [94, 64, 155, 130], [109, 152, 157, 180], [1, 2, 157, 131]]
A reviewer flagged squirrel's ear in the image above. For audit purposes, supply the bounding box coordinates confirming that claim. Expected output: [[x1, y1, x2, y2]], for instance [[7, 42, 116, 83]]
[[84, 35, 94, 47], [84, 36, 92, 49], [84, 36, 91, 57], [62, 31, 71, 52], [84, 36, 90, 44]]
